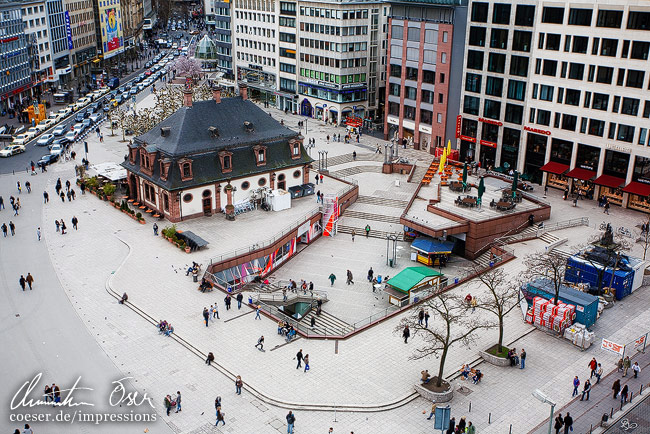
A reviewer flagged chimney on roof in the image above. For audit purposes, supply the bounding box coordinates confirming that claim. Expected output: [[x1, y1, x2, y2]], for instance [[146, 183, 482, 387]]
[[183, 88, 193, 108], [239, 83, 248, 101], [161, 127, 171, 137], [212, 86, 222, 104]]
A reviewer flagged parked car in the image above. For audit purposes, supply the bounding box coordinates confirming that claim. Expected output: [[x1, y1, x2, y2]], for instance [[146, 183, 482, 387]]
[[89, 113, 102, 123], [64, 131, 78, 142], [37, 134, 55, 146], [49, 144, 64, 156], [0, 144, 26, 157], [38, 153, 59, 166]]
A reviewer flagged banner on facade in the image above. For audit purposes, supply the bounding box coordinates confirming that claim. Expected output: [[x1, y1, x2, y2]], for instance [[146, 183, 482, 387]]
[[601, 338, 625, 355], [64, 11, 74, 50], [99, 0, 124, 59]]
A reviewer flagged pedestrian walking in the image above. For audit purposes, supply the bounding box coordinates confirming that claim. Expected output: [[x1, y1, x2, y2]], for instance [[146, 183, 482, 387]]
[[365, 224, 370, 238], [596, 363, 603, 383], [351, 229, 355, 242], [205, 352, 214, 365], [72, 216, 78, 230], [604, 200, 610, 214], [520, 348, 526, 369], [418, 309, 424, 326], [580, 379, 591, 401], [572, 376, 580, 397], [9, 221, 15, 236], [212, 304, 219, 319], [403, 325, 410, 343], [1, 222, 6, 237], [352, 151, 356, 160], [296, 349, 303, 369], [203, 307, 210, 327], [424, 311, 430, 328], [255, 305, 262, 319], [303, 354, 310, 372], [632, 361, 641, 378], [25, 273, 34, 290], [19, 275, 26, 291], [328, 273, 336, 286], [153, 223, 158, 236], [71, 189, 76, 200], [563, 413, 573, 434], [286, 411, 296, 434], [25, 181, 31, 193], [55, 220, 60, 232], [466, 422, 476, 434], [236, 292, 243, 309], [175, 391, 181, 413], [315, 174, 319, 185], [60, 220, 66, 234], [60, 191, 65, 202], [612, 378, 621, 399], [621, 384, 629, 403], [17, 181, 21, 194], [554, 413, 564, 434], [43, 191, 49, 203], [367, 267, 374, 282], [588, 358, 598, 377], [224, 294, 232, 310], [235, 375, 243, 395], [66, 180, 71, 191], [215, 406, 225, 426], [36, 227, 41, 241], [346, 270, 354, 285], [623, 356, 631, 377], [0, 196, 4, 210]]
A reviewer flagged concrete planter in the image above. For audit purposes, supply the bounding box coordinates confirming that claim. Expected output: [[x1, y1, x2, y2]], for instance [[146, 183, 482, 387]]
[[479, 350, 510, 367], [413, 382, 453, 403]]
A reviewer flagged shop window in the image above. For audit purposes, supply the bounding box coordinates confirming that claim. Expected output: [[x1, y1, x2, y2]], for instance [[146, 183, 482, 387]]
[[481, 122, 499, 143], [461, 119, 477, 137]]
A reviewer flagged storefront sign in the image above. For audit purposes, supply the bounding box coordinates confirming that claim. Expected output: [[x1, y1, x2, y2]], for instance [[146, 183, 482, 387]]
[[455, 115, 461, 138], [637, 178, 650, 184], [601, 338, 625, 355], [387, 116, 399, 126], [524, 126, 551, 135], [480, 140, 497, 148], [578, 164, 595, 170], [460, 135, 476, 143], [419, 124, 432, 134], [478, 117, 503, 126], [606, 143, 628, 153]]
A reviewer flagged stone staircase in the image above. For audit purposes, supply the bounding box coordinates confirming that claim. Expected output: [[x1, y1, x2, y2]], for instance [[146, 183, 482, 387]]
[[302, 309, 355, 336], [338, 224, 404, 241], [356, 195, 409, 209], [342, 209, 401, 224], [473, 250, 495, 269], [410, 164, 429, 184], [330, 165, 383, 178], [539, 232, 561, 244], [325, 152, 383, 167]]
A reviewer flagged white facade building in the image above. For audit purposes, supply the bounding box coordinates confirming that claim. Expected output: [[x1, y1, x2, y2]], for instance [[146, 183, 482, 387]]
[[21, 0, 55, 90]]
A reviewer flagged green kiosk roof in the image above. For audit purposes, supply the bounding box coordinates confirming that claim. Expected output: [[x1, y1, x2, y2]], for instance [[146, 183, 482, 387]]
[[387, 267, 443, 294]]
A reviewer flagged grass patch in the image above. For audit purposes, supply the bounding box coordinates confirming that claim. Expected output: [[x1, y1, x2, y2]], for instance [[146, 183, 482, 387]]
[[486, 344, 510, 358]]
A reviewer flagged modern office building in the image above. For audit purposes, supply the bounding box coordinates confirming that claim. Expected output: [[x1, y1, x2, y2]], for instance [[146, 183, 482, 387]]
[[459, 0, 650, 213], [212, 1, 233, 76], [232, 0, 279, 104], [384, 0, 467, 152], [21, 0, 54, 94], [46, 0, 72, 86], [0, 0, 33, 110], [64, 0, 97, 79]]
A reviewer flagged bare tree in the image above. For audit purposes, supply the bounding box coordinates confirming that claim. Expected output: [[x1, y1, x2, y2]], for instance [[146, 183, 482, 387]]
[[472, 267, 521, 353], [576, 229, 632, 294], [636, 216, 650, 260], [523, 250, 569, 304], [396, 292, 492, 388]]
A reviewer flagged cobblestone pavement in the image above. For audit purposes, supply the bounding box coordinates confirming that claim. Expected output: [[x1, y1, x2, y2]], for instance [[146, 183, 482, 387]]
[[5, 88, 650, 433]]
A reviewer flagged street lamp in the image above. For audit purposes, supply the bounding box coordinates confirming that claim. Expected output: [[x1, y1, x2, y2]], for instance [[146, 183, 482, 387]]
[[532, 389, 556, 434]]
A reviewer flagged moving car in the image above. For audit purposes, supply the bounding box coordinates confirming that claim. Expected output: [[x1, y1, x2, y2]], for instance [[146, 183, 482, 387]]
[[37, 134, 55, 146], [25, 127, 40, 139], [72, 123, 85, 134], [0, 144, 26, 157], [38, 153, 58, 166], [89, 113, 102, 123], [64, 131, 78, 142], [52, 125, 67, 136], [51, 137, 70, 148], [10, 134, 30, 146], [35, 118, 55, 132], [82, 119, 92, 130]]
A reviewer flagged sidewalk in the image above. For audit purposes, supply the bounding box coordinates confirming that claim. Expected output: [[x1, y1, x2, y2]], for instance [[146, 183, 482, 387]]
[[530, 344, 650, 434]]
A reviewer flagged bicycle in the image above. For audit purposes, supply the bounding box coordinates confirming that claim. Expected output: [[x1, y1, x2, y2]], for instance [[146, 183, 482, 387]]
[[617, 226, 632, 238]]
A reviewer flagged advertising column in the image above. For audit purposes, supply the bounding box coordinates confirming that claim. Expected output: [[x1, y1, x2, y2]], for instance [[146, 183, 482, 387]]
[[99, 0, 124, 59]]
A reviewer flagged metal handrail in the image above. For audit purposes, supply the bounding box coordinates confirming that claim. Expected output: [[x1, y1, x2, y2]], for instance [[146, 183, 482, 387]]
[[254, 289, 329, 303], [208, 206, 321, 265]]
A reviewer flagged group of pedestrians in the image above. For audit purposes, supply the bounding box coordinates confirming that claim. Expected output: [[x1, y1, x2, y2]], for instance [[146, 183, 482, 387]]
[[441, 415, 475, 434], [55, 217, 78, 234], [19, 273, 35, 291], [163, 391, 182, 416], [158, 320, 174, 337]]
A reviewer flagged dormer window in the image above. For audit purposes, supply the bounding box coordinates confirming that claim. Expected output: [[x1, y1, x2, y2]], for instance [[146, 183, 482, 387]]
[[292, 144, 299, 156], [290, 140, 301, 159], [219, 150, 233, 173], [178, 158, 193, 181], [253, 144, 267, 166]]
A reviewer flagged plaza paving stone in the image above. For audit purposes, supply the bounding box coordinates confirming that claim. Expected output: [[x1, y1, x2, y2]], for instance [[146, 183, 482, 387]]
[[16, 93, 650, 433]]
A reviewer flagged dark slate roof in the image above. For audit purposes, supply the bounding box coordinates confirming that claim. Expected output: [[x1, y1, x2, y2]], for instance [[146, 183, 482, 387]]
[[121, 138, 313, 191], [135, 97, 298, 155]]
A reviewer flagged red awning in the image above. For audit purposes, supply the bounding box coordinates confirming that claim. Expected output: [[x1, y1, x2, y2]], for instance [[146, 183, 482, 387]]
[[565, 167, 596, 181], [593, 175, 625, 189], [623, 181, 650, 197], [540, 161, 569, 175]]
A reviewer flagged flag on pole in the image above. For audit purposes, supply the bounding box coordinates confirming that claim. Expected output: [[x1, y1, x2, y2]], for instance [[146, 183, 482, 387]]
[[438, 147, 447, 174], [446, 139, 451, 156]]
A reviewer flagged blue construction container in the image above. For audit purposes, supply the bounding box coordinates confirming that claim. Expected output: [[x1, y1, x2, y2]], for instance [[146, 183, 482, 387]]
[[565, 255, 635, 300], [522, 278, 599, 328]]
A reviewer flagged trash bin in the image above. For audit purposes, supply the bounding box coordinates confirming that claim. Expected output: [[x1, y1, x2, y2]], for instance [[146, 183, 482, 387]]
[[454, 277, 459, 284], [489, 261, 494, 267], [193, 274, 198, 282], [389, 259, 394, 267], [248, 296, 253, 304]]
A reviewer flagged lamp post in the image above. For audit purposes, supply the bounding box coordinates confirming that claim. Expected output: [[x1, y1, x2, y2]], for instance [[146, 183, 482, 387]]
[[532, 389, 556, 434]]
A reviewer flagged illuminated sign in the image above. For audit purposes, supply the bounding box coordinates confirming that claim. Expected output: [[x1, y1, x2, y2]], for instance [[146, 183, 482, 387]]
[[480, 140, 497, 148], [478, 117, 503, 126], [524, 126, 551, 136]]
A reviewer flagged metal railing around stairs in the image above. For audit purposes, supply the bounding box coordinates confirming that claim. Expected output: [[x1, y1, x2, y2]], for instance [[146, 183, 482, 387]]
[[253, 288, 329, 304], [256, 302, 353, 337], [207, 206, 321, 266]]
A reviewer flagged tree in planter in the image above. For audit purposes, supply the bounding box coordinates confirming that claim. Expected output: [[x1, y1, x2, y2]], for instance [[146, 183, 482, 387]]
[[102, 183, 116, 200], [471, 266, 521, 354], [523, 250, 570, 305], [395, 292, 493, 388], [136, 212, 143, 221]]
